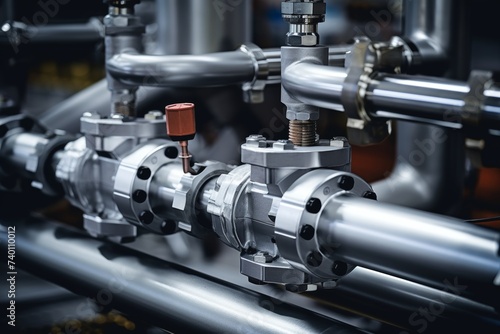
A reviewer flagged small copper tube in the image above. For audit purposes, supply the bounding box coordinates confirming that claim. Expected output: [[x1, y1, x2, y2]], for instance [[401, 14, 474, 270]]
[[165, 103, 198, 175], [179, 141, 196, 174]]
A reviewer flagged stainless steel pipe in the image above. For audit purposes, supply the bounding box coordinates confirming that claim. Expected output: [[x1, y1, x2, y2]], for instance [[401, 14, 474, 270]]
[[107, 50, 258, 87], [282, 62, 347, 111], [366, 74, 468, 129], [319, 194, 500, 306], [107, 46, 350, 88], [0, 218, 363, 334]]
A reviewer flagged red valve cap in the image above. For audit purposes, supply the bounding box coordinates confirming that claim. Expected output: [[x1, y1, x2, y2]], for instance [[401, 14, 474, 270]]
[[165, 103, 196, 141]]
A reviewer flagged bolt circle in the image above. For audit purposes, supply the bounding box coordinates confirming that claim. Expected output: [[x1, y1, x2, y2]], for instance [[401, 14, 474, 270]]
[[137, 166, 152, 180], [164, 146, 179, 159], [305, 198, 322, 214], [299, 224, 315, 240], [139, 210, 154, 225], [306, 251, 323, 267], [161, 220, 177, 234], [338, 175, 355, 191], [132, 190, 147, 203], [332, 261, 348, 276]]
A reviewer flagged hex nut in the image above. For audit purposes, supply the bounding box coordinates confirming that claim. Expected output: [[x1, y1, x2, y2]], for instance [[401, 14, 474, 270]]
[[286, 33, 319, 47], [281, 2, 326, 16]]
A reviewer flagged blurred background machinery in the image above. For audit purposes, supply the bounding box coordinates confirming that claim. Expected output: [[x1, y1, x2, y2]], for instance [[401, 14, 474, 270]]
[[1, 0, 500, 333]]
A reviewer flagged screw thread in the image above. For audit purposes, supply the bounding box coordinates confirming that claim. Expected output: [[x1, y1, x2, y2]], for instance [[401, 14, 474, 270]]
[[289, 120, 317, 146]]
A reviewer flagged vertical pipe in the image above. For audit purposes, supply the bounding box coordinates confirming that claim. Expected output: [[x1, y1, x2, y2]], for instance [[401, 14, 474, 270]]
[[373, 0, 469, 213], [156, 0, 252, 55]]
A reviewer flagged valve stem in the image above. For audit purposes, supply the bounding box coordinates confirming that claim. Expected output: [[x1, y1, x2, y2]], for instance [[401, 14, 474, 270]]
[[165, 103, 198, 175], [179, 141, 196, 174], [289, 120, 317, 146]]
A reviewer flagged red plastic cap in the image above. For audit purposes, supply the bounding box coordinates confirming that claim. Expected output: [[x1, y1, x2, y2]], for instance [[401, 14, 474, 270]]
[[165, 103, 196, 141]]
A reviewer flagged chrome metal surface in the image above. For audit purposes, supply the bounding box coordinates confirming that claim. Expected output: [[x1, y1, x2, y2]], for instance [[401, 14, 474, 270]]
[[156, 0, 251, 55], [403, 0, 452, 70], [275, 169, 372, 280], [366, 73, 469, 128], [107, 50, 256, 87], [372, 122, 465, 212], [0, 132, 48, 179], [372, 0, 468, 212], [282, 62, 346, 112], [0, 219, 363, 334], [320, 194, 500, 307], [281, 46, 330, 121]]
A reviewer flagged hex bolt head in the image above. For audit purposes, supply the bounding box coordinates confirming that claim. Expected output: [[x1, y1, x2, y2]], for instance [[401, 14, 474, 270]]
[[338, 175, 354, 191], [332, 261, 348, 276], [253, 251, 274, 263], [137, 166, 151, 180], [363, 191, 378, 200], [305, 198, 322, 214], [164, 146, 179, 159], [161, 220, 177, 234], [132, 190, 147, 203], [306, 251, 323, 267], [299, 224, 315, 240], [139, 210, 154, 225]]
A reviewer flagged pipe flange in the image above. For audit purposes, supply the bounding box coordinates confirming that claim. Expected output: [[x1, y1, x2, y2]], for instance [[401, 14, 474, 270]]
[[56, 137, 101, 212], [342, 39, 392, 145], [463, 70, 494, 137], [172, 161, 232, 237], [29, 132, 74, 196], [207, 165, 251, 250], [275, 169, 372, 279], [113, 139, 178, 234], [240, 43, 270, 104], [0, 115, 43, 190]]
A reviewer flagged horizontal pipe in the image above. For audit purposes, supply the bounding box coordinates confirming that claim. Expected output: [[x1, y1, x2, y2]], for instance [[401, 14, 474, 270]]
[[0, 218, 363, 334], [0, 19, 103, 45], [107, 50, 256, 87], [319, 195, 500, 307], [283, 63, 500, 132], [26, 20, 103, 44], [108, 46, 350, 88], [366, 73, 469, 129], [0, 133, 48, 179]]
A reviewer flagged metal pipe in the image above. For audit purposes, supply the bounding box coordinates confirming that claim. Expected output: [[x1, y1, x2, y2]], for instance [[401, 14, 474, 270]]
[[373, 0, 469, 212], [107, 50, 256, 88], [282, 62, 347, 111], [0, 133, 48, 179], [0, 19, 103, 46], [484, 86, 500, 132], [0, 219, 363, 334], [319, 195, 500, 307], [24, 20, 103, 44], [108, 46, 350, 89], [366, 73, 469, 129], [156, 0, 252, 55], [332, 267, 500, 333], [283, 67, 500, 132], [403, 0, 453, 74]]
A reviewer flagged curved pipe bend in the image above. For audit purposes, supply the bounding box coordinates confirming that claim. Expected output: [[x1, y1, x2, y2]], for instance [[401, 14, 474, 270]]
[[282, 62, 347, 111], [107, 50, 256, 88], [107, 46, 351, 89]]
